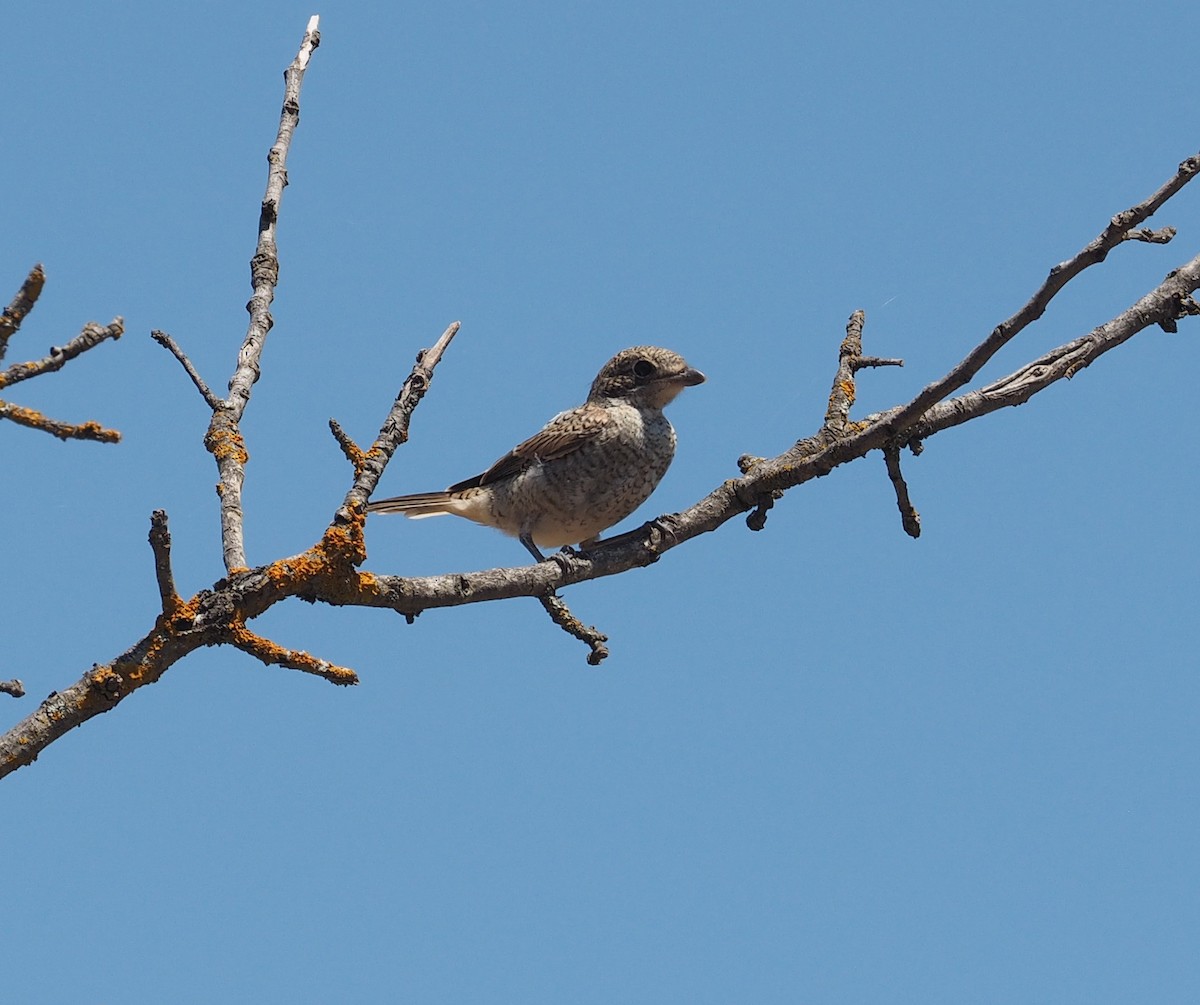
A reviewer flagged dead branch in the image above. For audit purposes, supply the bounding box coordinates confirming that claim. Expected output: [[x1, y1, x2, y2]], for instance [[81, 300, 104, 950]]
[[0, 266, 124, 441], [154, 15, 321, 574], [3, 19, 1198, 778], [0, 264, 46, 362]]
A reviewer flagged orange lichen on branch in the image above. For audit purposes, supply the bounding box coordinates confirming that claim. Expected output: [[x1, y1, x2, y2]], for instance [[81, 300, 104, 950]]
[[353, 569, 386, 596], [0, 400, 121, 441], [87, 664, 125, 702], [204, 421, 249, 464], [263, 550, 326, 590], [229, 617, 359, 686], [166, 594, 201, 626], [328, 418, 367, 474], [317, 513, 367, 567], [256, 514, 368, 603]]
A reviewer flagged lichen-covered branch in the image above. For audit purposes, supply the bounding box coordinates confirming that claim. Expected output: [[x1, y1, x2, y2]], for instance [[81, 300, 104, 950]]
[[228, 618, 358, 686], [0, 402, 120, 442], [0, 265, 124, 440], [0, 320, 124, 389], [4, 28, 1198, 778], [0, 311, 458, 778]]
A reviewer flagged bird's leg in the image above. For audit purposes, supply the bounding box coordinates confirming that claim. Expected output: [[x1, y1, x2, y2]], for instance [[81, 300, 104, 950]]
[[518, 531, 580, 577], [519, 532, 548, 563]]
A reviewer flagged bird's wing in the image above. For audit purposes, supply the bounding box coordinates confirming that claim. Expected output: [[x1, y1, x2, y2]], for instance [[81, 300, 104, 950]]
[[446, 402, 613, 491]]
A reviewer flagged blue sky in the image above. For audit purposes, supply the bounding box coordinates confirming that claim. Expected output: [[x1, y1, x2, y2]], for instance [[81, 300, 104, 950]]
[[4, 2, 1198, 1001]]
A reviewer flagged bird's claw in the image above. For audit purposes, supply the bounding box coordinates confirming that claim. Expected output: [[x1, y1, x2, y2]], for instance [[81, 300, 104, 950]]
[[551, 547, 579, 575]]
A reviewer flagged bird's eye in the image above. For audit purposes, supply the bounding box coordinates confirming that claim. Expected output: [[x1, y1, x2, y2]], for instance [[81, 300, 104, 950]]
[[632, 359, 656, 379]]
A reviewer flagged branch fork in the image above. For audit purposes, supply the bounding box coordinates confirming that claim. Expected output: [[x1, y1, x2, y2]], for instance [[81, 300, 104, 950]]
[[6, 23, 1200, 778]]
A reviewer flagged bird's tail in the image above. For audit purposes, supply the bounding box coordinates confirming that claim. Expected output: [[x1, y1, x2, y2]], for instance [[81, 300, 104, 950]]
[[366, 492, 455, 519]]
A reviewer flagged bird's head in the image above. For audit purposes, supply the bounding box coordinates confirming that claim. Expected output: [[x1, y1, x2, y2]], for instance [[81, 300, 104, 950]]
[[588, 346, 706, 408]]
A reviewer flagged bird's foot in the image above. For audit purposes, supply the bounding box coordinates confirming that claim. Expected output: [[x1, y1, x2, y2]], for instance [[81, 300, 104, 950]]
[[552, 545, 582, 575]]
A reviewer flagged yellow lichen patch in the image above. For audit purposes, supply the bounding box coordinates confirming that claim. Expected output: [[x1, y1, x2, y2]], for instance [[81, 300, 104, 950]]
[[135, 632, 172, 680], [89, 664, 123, 689], [0, 401, 121, 442], [341, 439, 367, 470], [263, 549, 326, 590], [839, 379, 856, 404], [324, 664, 359, 686], [161, 591, 201, 626], [229, 617, 360, 686], [355, 570, 386, 596], [205, 424, 250, 464], [75, 420, 121, 443], [86, 663, 127, 703], [3, 401, 47, 425], [318, 517, 367, 566]]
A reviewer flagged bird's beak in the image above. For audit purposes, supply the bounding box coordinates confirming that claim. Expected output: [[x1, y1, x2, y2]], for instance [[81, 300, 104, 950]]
[[679, 367, 706, 386]]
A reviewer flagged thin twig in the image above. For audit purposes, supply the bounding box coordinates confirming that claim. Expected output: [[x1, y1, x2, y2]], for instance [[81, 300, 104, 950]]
[[883, 446, 921, 539], [0, 319, 124, 389], [148, 510, 181, 615], [537, 593, 610, 665], [823, 311, 905, 434], [0, 264, 46, 362], [344, 320, 462, 514], [824, 309, 866, 434], [0, 400, 121, 442], [228, 618, 358, 686], [209, 15, 321, 573], [151, 330, 222, 409], [886, 153, 1200, 436], [328, 418, 366, 474], [1123, 226, 1175, 244], [905, 267, 1200, 439]]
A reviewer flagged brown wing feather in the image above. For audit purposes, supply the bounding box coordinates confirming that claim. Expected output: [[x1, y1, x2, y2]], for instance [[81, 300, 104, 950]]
[[446, 402, 613, 492]]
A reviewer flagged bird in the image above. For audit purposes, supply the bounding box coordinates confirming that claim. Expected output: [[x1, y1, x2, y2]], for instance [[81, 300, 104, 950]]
[[366, 345, 705, 562]]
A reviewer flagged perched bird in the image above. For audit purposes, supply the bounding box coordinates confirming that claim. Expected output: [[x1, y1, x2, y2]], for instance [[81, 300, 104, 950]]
[[367, 346, 705, 561]]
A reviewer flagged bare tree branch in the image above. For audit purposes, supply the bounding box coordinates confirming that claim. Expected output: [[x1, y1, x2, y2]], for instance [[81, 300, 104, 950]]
[[0, 402, 121, 442], [0, 320, 124, 389], [0, 315, 461, 777], [150, 330, 221, 409], [228, 618, 358, 686], [5, 226, 1196, 776], [1123, 226, 1175, 245], [3, 21, 1198, 778], [884, 446, 921, 539], [537, 593, 610, 665], [0, 681, 24, 699], [329, 418, 367, 475], [148, 510, 181, 616], [885, 154, 1200, 436], [0, 268, 124, 440], [342, 320, 462, 514], [0, 264, 46, 362], [153, 16, 322, 574]]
